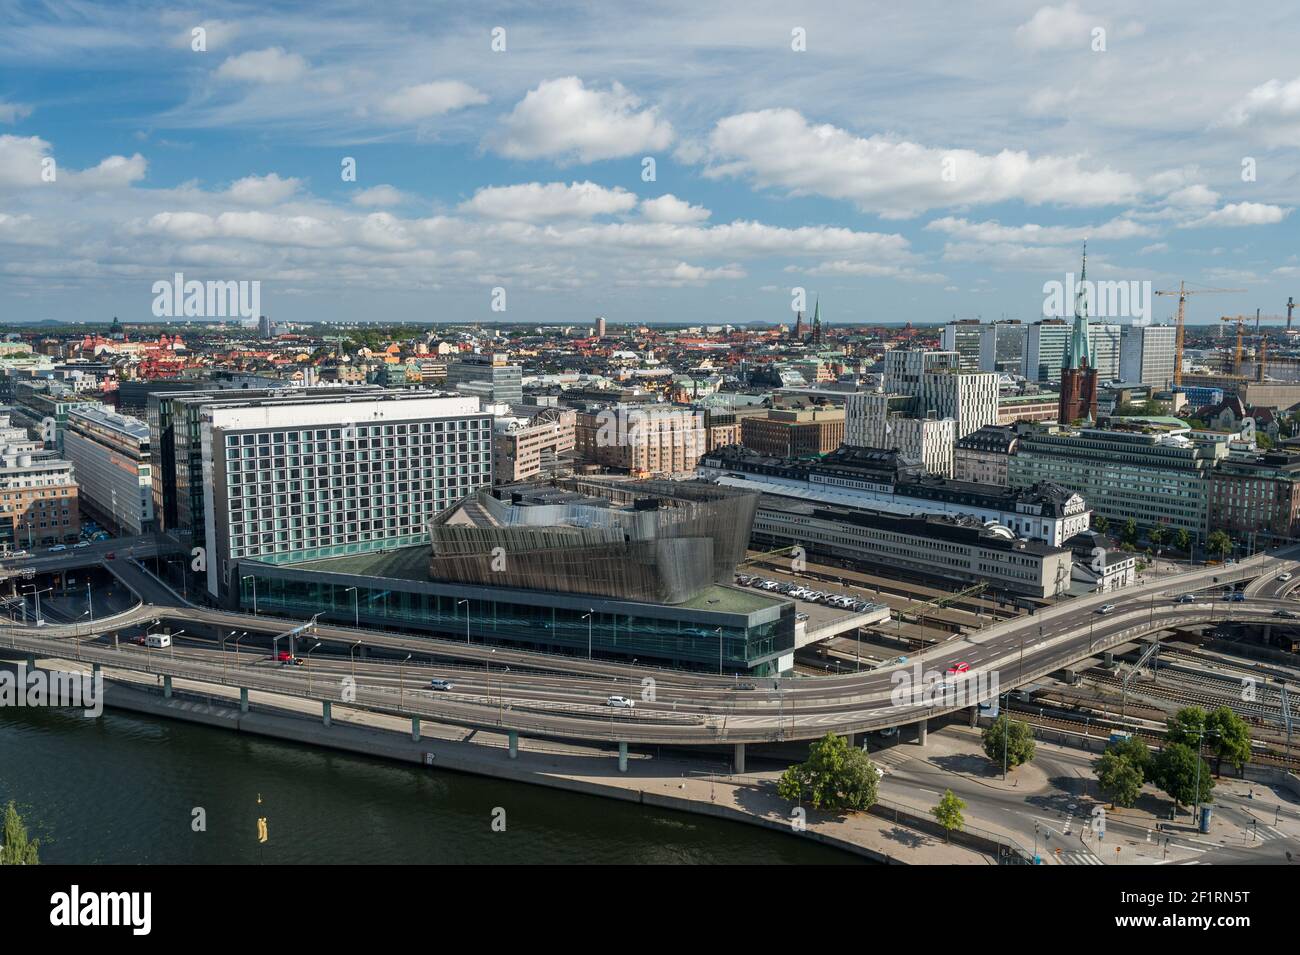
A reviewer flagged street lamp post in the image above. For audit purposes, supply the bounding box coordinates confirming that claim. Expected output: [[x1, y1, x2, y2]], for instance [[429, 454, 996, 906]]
[[241, 575, 258, 615], [349, 640, 362, 680], [716, 627, 724, 676], [235, 630, 249, 665], [458, 599, 470, 644], [399, 653, 412, 707], [345, 586, 358, 628], [583, 610, 594, 660], [305, 641, 322, 693]]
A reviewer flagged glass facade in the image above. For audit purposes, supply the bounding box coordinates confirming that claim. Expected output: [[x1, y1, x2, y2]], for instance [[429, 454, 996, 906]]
[[240, 570, 794, 675]]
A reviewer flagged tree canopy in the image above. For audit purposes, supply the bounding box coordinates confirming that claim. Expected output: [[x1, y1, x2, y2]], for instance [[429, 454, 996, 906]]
[[776, 732, 880, 812], [981, 715, 1036, 771]]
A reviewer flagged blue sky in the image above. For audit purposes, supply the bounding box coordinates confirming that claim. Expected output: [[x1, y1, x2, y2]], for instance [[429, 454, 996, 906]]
[[1, 0, 1298, 326]]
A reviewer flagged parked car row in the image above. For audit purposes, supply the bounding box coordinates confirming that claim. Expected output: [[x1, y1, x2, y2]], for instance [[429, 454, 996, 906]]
[[735, 574, 874, 612]]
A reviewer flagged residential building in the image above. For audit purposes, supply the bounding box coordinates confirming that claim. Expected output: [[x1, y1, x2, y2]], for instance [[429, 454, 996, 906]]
[[954, 424, 1020, 486], [1209, 452, 1300, 549], [0, 448, 79, 550], [491, 405, 577, 484], [573, 403, 706, 477]]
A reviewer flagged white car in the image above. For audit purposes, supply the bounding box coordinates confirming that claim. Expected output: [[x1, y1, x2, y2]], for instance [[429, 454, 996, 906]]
[[606, 695, 635, 709], [48, 544, 67, 553], [74, 541, 90, 549], [1279, 573, 1293, 582], [1097, 604, 1116, 614]]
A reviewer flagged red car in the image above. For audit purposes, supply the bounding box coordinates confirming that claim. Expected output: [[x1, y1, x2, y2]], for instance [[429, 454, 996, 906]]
[[105, 552, 116, 560], [277, 651, 293, 663], [947, 662, 971, 674]]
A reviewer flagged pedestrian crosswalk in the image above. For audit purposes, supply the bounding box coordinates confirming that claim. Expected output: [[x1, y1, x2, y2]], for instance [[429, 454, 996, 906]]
[[1060, 850, 1104, 865]]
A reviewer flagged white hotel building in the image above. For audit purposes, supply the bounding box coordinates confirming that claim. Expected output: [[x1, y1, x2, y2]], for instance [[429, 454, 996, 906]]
[[201, 392, 493, 599]]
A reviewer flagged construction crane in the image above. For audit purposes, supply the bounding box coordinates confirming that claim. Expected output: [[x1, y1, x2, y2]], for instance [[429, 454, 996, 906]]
[[1219, 312, 1287, 376], [1288, 296, 1297, 334], [1154, 282, 1245, 386]]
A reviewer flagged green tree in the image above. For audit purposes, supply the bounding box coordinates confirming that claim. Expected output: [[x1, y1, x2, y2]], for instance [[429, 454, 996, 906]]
[[1207, 529, 1232, 560], [1257, 433, 1275, 450], [1176, 528, 1192, 553], [1123, 519, 1138, 544], [1152, 743, 1214, 813], [931, 789, 966, 842], [1149, 526, 1165, 548], [1166, 706, 1208, 748], [1204, 706, 1252, 777], [1093, 515, 1109, 534], [776, 732, 880, 812], [1108, 735, 1153, 775], [0, 801, 39, 865], [981, 714, 1036, 771], [1094, 749, 1144, 808]]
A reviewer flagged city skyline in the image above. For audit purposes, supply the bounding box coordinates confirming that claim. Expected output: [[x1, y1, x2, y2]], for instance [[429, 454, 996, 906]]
[[2, 1, 1298, 326]]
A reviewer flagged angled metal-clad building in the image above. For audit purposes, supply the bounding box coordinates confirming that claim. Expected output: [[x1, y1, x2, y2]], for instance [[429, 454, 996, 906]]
[[426, 479, 757, 605]]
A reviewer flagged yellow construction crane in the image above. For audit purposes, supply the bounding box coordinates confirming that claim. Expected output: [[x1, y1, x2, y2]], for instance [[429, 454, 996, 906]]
[[1154, 282, 1245, 385], [1219, 312, 1287, 376]]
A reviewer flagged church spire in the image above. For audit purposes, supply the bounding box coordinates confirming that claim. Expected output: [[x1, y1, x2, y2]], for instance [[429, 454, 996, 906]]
[[1066, 241, 1093, 369]]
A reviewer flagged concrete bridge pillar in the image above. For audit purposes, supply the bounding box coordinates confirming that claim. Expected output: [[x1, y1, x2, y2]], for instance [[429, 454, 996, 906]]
[[411, 717, 420, 742], [92, 662, 101, 677], [25, 653, 34, 669], [322, 700, 331, 727], [162, 674, 172, 699], [618, 741, 629, 773], [916, 718, 928, 747], [239, 687, 249, 713], [734, 742, 746, 774], [1103, 651, 1114, 667], [508, 730, 519, 759], [969, 706, 979, 727]]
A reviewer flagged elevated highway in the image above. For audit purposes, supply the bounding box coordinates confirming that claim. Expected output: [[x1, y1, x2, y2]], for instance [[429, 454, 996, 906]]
[[4, 547, 1300, 747]]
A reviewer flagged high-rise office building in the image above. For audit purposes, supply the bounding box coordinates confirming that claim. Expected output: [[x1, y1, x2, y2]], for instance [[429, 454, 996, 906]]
[[202, 392, 492, 599], [62, 405, 154, 535], [446, 353, 524, 405], [1027, 320, 1120, 383], [1120, 324, 1178, 389], [940, 321, 983, 370]]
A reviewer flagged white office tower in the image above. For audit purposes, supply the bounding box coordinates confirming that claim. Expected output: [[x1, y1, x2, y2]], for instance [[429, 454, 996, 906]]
[[201, 392, 492, 598], [1119, 324, 1178, 389], [883, 349, 959, 396], [1027, 321, 1121, 383], [919, 369, 999, 439]]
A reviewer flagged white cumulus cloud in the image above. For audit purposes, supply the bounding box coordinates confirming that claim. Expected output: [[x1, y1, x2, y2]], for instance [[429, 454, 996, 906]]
[[460, 181, 638, 222], [216, 47, 309, 84], [489, 77, 673, 163], [380, 81, 488, 121]]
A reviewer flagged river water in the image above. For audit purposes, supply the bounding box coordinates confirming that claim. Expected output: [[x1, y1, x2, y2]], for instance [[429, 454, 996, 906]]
[[0, 706, 860, 864]]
